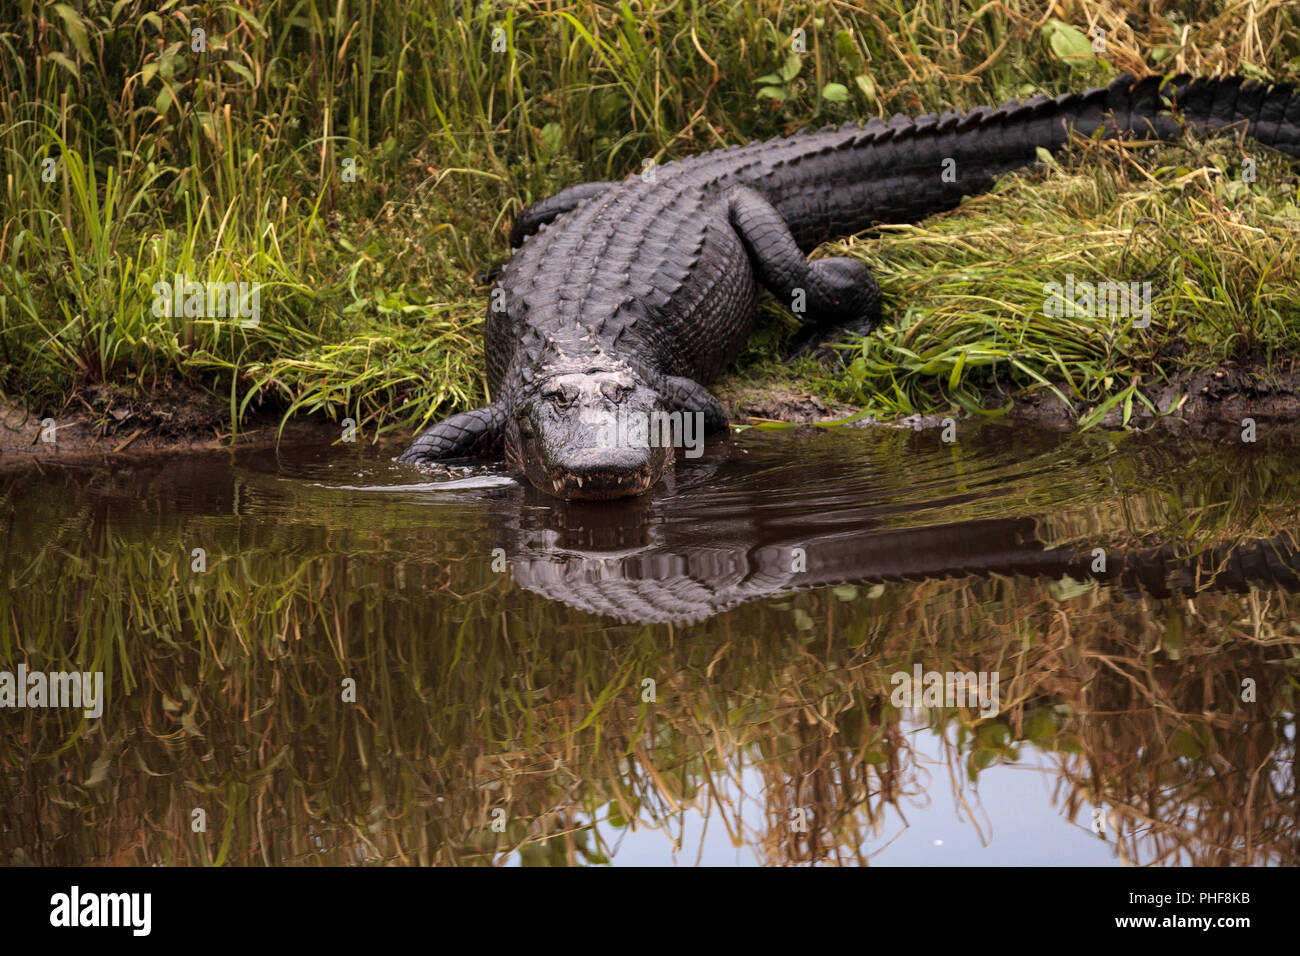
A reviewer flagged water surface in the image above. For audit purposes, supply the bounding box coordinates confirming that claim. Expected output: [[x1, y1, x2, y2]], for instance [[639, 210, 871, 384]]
[[2, 426, 1297, 865]]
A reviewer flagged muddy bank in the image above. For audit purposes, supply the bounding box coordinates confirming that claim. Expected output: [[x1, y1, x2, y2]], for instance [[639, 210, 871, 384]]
[[996, 366, 1300, 440], [3, 364, 1297, 468], [714, 381, 946, 431], [0, 384, 341, 469], [718, 365, 1300, 441]]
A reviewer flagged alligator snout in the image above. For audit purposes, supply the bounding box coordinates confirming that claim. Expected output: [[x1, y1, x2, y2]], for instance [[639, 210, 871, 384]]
[[542, 435, 668, 500], [513, 369, 672, 500]]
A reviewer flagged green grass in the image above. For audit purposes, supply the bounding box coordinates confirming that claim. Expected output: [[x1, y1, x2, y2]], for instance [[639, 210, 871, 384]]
[[2, 1, 1299, 438], [806, 134, 1300, 420]]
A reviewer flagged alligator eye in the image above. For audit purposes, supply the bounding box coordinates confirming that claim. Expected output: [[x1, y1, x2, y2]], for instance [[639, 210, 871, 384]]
[[602, 383, 631, 403], [544, 386, 577, 408]]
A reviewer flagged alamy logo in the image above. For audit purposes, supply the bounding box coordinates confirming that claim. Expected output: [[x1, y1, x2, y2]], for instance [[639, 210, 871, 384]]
[[49, 886, 150, 936], [595, 408, 705, 458], [890, 664, 1000, 717], [151, 274, 261, 327], [1043, 273, 1151, 327], [0, 665, 103, 718]]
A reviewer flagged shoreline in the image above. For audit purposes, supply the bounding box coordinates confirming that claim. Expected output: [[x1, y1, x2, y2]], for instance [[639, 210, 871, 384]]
[[719, 364, 1300, 440], [4, 363, 1297, 469], [0, 385, 343, 469]]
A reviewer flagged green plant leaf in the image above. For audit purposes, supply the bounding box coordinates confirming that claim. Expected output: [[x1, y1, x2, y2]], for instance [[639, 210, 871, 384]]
[[539, 121, 563, 157], [1044, 19, 1093, 66], [53, 4, 92, 59], [835, 30, 857, 60], [821, 82, 849, 103]]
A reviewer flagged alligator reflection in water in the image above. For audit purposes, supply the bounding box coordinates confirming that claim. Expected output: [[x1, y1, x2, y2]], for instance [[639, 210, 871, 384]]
[[1, 427, 1298, 865], [489, 429, 1300, 623], [507, 507, 1300, 625]]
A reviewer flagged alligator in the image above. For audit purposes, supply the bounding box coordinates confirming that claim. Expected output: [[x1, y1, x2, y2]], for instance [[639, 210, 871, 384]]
[[398, 73, 1300, 498]]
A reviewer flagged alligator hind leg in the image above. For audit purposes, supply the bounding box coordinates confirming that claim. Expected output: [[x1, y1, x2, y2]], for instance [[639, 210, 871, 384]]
[[727, 186, 881, 356], [510, 181, 616, 247], [397, 403, 506, 464]]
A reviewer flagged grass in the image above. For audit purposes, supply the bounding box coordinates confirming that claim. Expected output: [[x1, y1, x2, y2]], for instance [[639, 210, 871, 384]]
[[1, 0, 1299, 439], [811, 132, 1300, 419]]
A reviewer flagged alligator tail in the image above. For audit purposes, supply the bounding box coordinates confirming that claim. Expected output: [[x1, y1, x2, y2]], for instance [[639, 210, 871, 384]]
[[762, 73, 1300, 246], [1110, 73, 1300, 154]]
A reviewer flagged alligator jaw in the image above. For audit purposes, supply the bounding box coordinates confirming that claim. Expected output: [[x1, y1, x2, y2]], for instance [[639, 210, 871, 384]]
[[544, 463, 657, 500]]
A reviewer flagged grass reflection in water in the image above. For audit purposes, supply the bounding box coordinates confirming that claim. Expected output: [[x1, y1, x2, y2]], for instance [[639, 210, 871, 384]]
[[2, 428, 1297, 865]]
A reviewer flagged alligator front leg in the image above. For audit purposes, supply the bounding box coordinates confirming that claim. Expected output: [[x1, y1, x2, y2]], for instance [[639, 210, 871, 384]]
[[396, 403, 506, 463], [663, 376, 729, 432], [726, 186, 881, 353], [510, 181, 616, 247]]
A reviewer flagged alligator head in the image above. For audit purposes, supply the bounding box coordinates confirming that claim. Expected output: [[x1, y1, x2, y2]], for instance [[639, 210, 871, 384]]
[[506, 357, 672, 500]]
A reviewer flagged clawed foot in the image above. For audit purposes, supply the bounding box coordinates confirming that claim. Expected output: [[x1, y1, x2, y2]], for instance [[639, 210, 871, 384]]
[[786, 256, 880, 363], [789, 315, 878, 364]]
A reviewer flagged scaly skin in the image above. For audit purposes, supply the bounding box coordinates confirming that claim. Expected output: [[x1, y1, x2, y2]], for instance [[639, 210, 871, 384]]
[[398, 73, 1300, 498]]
